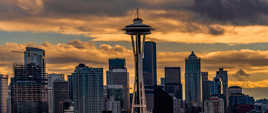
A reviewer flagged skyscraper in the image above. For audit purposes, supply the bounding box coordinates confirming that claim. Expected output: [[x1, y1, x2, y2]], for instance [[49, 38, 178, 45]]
[[11, 47, 48, 113], [48, 74, 65, 113], [216, 68, 228, 111], [143, 41, 157, 87], [11, 64, 48, 113], [164, 67, 183, 100], [0, 74, 8, 113], [143, 41, 157, 112], [53, 80, 70, 113], [106, 58, 129, 113], [72, 64, 104, 113], [24, 47, 46, 75], [185, 51, 201, 107], [202, 72, 210, 102]]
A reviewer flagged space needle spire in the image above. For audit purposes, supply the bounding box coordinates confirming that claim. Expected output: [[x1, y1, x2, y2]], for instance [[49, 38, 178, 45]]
[[123, 9, 153, 113]]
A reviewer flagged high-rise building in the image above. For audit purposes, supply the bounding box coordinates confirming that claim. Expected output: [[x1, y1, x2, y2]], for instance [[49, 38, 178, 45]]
[[72, 64, 104, 113], [0, 74, 8, 113], [53, 81, 70, 113], [24, 47, 46, 75], [48, 74, 64, 113], [185, 51, 201, 106], [108, 59, 125, 70], [164, 67, 182, 100], [202, 72, 210, 102], [204, 97, 225, 113], [11, 64, 48, 113], [143, 41, 157, 112], [68, 76, 73, 101], [11, 47, 48, 113], [143, 41, 157, 87], [215, 68, 228, 111], [106, 58, 129, 113]]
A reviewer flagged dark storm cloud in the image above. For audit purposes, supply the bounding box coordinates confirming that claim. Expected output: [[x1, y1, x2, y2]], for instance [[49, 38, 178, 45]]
[[194, 0, 268, 25], [2, 0, 268, 36]]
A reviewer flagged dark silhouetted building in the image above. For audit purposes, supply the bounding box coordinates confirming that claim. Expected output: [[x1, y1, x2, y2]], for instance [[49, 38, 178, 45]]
[[153, 87, 173, 113], [143, 41, 157, 112], [185, 51, 201, 106], [229, 89, 255, 113], [165, 67, 182, 100], [53, 80, 70, 113], [202, 72, 210, 102]]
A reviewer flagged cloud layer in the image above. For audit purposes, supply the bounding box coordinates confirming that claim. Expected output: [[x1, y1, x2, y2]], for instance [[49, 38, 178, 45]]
[[0, 41, 268, 89]]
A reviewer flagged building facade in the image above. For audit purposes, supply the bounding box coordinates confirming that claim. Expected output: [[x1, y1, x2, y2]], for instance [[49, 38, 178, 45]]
[[24, 47, 46, 76], [48, 74, 64, 113], [164, 67, 182, 100], [72, 64, 104, 113], [204, 97, 224, 113], [106, 58, 129, 113], [202, 72, 210, 103], [0, 75, 8, 113], [53, 81, 70, 113], [143, 41, 157, 112], [185, 51, 201, 106], [11, 64, 48, 113]]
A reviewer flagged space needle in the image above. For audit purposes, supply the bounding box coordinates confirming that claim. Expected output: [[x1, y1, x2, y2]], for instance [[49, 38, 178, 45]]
[[123, 9, 153, 113]]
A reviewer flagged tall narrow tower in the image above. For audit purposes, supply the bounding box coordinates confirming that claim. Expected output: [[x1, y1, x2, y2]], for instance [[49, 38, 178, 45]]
[[123, 9, 153, 113]]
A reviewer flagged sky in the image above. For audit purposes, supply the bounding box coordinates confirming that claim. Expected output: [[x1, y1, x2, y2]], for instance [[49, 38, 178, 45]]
[[1, 0, 268, 99]]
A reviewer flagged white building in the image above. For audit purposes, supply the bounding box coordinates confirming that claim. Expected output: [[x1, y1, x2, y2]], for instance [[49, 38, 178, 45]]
[[204, 97, 224, 113]]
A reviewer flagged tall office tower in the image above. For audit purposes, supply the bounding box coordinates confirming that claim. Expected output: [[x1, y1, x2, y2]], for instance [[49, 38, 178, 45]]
[[7, 86, 11, 113], [204, 97, 225, 113], [202, 72, 210, 102], [68, 76, 73, 101], [48, 74, 65, 113], [164, 67, 183, 100], [11, 47, 48, 113], [53, 80, 70, 113], [0, 74, 8, 113], [185, 51, 201, 107], [24, 47, 46, 76], [106, 58, 129, 113], [143, 41, 157, 87], [72, 64, 104, 113], [215, 68, 228, 111], [11, 64, 48, 113], [153, 87, 173, 113], [143, 41, 157, 112]]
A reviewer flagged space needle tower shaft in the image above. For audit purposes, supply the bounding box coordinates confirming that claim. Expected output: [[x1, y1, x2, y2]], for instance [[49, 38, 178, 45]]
[[123, 9, 153, 113]]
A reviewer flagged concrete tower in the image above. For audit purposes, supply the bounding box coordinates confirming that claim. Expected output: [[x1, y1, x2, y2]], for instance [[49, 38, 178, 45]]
[[123, 9, 153, 113]]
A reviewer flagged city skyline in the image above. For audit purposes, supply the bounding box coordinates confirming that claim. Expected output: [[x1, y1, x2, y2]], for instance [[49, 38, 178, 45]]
[[1, 0, 268, 102]]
